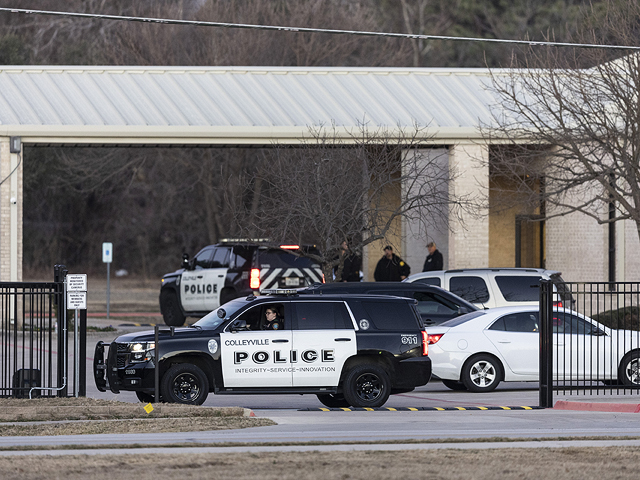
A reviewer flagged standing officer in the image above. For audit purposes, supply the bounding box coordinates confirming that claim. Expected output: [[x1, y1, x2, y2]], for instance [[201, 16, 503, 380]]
[[422, 241, 444, 272], [374, 245, 410, 281]]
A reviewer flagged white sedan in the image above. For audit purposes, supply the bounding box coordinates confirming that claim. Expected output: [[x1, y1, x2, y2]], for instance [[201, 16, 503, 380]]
[[427, 306, 640, 392]]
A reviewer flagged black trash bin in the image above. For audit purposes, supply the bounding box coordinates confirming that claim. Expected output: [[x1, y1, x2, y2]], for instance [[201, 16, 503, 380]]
[[12, 369, 41, 398]]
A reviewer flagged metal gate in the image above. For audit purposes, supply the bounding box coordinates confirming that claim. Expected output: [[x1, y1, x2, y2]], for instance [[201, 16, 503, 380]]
[[540, 280, 640, 407], [0, 265, 86, 398]]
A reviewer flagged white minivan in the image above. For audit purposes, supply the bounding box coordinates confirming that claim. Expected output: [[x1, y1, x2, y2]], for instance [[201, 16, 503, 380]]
[[403, 268, 572, 309]]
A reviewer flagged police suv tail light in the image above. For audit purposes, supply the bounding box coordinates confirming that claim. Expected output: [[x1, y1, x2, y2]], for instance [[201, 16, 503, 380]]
[[427, 333, 443, 345], [250, 268, 261, 289], [421, 331, 428, 356]]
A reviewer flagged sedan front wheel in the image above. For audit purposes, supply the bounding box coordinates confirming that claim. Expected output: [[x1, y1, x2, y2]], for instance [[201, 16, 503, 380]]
[[461, 354, 502, 393]]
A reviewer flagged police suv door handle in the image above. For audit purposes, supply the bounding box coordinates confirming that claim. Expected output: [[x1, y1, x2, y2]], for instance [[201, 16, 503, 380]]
[[272, 339, 289, 343], [197, 275, 203, 279], [334, 338, 352, 342]]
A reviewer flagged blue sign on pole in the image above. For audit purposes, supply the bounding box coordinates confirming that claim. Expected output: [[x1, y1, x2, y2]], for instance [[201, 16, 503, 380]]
[[102, 242, 113, 263]]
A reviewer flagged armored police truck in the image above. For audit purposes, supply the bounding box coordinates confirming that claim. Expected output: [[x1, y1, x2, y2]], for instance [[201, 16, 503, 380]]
[[95, 290, 431, 408], [160, 241, 323, 326]]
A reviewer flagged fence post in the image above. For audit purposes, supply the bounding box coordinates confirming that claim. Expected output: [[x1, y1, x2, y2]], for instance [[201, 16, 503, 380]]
[[539, 279, 554, 408], [79, 309, 87, 396], [54, 265, 68, 397], [154, 325, 160, 403]]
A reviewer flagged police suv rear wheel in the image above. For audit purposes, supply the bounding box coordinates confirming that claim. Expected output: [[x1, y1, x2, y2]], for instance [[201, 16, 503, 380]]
[[161, 363, 209, 405], [316, 393, 351, 408], [160, 290, 185, 327], [342, 364, 390, 408]]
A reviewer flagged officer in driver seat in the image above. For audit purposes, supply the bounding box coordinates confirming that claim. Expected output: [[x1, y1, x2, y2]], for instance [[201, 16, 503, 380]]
[[263, 306, 284, 330]]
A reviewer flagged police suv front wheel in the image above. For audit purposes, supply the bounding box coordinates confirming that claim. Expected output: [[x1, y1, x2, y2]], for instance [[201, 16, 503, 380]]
[[161, 363, 209, 405], [342, 364, 390, 408]]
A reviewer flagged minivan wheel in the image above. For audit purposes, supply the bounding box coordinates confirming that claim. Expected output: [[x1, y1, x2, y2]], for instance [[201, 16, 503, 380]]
[[342, 364, 390, 408], [619, 351, 640, 386], [160, 290, 185, 327], [161, 363, 209, 405], [316, 393, 351, 408], [461, 354, 502, 392]]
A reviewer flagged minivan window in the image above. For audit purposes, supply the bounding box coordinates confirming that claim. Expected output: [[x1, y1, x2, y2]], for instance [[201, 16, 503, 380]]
[[360, 301, 418, 330], [449, 276, 490, 304], [495, 276, 541, 302]]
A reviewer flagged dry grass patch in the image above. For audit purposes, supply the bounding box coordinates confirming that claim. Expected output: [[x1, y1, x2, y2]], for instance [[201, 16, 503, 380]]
[[0, 447, 639, 480], [0, 397, 248, 421], [0, 416, 273, 436], [0, 398, 273, 436]]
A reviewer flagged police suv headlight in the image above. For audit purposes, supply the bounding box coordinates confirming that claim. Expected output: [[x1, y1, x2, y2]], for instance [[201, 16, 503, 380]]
[[128, 342, 155, 363]]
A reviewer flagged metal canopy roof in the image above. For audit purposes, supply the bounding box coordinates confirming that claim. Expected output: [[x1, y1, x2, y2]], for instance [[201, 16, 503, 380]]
[[0, 66, 498, 145]]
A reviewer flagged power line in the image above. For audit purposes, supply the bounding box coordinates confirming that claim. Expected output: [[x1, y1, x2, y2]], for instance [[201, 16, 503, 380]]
[[1, 6, 640, 51]]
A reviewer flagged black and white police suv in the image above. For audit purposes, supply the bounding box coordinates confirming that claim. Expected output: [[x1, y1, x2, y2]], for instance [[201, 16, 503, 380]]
[[159, 241, 323, 326], [95, 290, 431, 408]]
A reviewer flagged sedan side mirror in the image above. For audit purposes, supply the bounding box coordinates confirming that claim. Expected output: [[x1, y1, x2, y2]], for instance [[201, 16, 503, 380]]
[[457, 307, 469, 315], [230, 319, 248, 333]]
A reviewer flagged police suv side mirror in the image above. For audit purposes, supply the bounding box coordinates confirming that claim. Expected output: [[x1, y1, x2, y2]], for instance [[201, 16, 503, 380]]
[[457, 307, 469, 316], [230, 319, 248, 333], [182, 253, 190, 269]]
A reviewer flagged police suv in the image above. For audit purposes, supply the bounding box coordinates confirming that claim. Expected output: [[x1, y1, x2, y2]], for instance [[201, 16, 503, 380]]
[[95, 290, 431, 408], [160, 241, 323, 326]]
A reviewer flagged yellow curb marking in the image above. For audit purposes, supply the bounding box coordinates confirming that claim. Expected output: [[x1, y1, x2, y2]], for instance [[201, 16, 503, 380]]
[[320, 408, 330, 412]]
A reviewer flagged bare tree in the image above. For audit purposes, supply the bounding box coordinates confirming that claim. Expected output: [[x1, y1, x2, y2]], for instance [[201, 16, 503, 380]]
[[486, 0, 640, 243], [231, 126, 463, 281]]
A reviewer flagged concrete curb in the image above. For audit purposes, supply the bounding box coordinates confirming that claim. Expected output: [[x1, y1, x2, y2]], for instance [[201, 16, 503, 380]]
[[554, 400, 640, 413]]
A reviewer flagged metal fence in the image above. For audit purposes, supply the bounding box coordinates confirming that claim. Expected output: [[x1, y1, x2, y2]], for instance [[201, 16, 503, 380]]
[[0, 265, 86, 398], [540, 280, 640, 407]]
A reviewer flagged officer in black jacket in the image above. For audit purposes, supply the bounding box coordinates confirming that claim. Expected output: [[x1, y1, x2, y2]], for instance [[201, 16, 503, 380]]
[[334, 241, 362, 282], [374, 246, 410, 281], [422, 241, 444, 272]]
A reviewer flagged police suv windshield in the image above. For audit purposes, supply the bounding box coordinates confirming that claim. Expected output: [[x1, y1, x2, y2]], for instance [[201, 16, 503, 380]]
[[195, 298, 250, 329]]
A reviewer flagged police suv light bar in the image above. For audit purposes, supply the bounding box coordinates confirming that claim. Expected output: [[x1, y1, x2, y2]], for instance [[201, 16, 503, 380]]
[[261, 289, 299, 295], [279, 245, 300, 250]]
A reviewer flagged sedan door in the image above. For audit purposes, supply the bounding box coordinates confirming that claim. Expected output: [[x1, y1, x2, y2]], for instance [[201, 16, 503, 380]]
[[484, 312, 539, 378]]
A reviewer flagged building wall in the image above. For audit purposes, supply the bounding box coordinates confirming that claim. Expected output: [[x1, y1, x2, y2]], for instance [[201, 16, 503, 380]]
[[0, 137, 22, 282], [545, 207, 607, 282], [447, 143, 489, 269]]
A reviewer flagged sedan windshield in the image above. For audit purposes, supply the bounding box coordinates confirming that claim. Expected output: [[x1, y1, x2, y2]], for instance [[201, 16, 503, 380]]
[[194, 298, 250, 329]]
